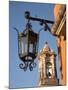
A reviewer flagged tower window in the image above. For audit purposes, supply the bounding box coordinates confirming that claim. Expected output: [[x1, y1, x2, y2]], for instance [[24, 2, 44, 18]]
[[46, 62, 52, 78]]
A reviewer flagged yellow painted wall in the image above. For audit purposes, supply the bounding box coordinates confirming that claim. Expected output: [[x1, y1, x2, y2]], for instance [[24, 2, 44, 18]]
[[60, 36, 66, 85], [54, 4, 62, 20], [54, 4, 66, 85]]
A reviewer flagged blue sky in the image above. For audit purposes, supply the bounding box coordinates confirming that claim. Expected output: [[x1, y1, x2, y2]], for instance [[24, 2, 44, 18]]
[[9, 1, 60, 88]]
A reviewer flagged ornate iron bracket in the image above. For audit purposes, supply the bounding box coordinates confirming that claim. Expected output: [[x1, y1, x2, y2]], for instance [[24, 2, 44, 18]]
[[25, 11, 59, 37]]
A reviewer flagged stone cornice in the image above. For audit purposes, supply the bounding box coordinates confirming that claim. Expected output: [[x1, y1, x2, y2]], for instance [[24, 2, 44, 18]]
[[51, 5, 66, 35], [56, 12, 66, 35]]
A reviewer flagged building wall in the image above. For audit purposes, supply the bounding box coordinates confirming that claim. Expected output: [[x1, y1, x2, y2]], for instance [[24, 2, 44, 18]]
[[52, 4, 66, 85], [56, 36, 66, 85]]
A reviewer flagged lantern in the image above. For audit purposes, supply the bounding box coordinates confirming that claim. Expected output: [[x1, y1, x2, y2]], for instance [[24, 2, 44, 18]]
[[18, 21, 39, 71]]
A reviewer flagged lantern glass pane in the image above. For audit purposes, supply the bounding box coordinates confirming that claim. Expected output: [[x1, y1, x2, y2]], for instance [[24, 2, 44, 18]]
[[29, 44, 33, 53], [33, 43, 36, 54], [19, 39, 22, 55], [29, 42, 37, 55], [32, 42, 38, 56], [21, 37, 27, 54]]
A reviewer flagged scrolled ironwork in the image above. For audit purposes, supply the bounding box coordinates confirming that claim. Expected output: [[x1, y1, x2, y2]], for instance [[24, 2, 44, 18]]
[[19, 62, 28, 71]]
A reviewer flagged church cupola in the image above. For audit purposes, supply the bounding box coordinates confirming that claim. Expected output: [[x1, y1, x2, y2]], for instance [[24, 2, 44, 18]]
[[38, 42, 58, 86]]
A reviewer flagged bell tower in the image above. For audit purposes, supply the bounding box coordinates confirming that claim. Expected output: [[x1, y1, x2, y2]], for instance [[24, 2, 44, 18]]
[[38, 42, 58, 86]]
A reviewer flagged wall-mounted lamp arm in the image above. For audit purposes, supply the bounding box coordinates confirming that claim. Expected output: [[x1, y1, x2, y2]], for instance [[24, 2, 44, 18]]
[[26, 16, 54, 24], [25, 11, 60, 37], [25, 11, 54, 24]]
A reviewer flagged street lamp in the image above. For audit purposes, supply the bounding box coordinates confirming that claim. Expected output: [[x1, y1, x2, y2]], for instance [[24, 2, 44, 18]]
[[14, 20, 39, 71], [13, 11, 57, 71]]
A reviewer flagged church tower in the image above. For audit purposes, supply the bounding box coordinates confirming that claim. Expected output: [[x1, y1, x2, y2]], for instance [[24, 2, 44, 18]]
[[38, 42, 58, 86]]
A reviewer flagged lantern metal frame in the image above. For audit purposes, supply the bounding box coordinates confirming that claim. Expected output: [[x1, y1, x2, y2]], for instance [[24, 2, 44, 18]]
[[13, 11, 59, 71], [14, 20, 39, 71]]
